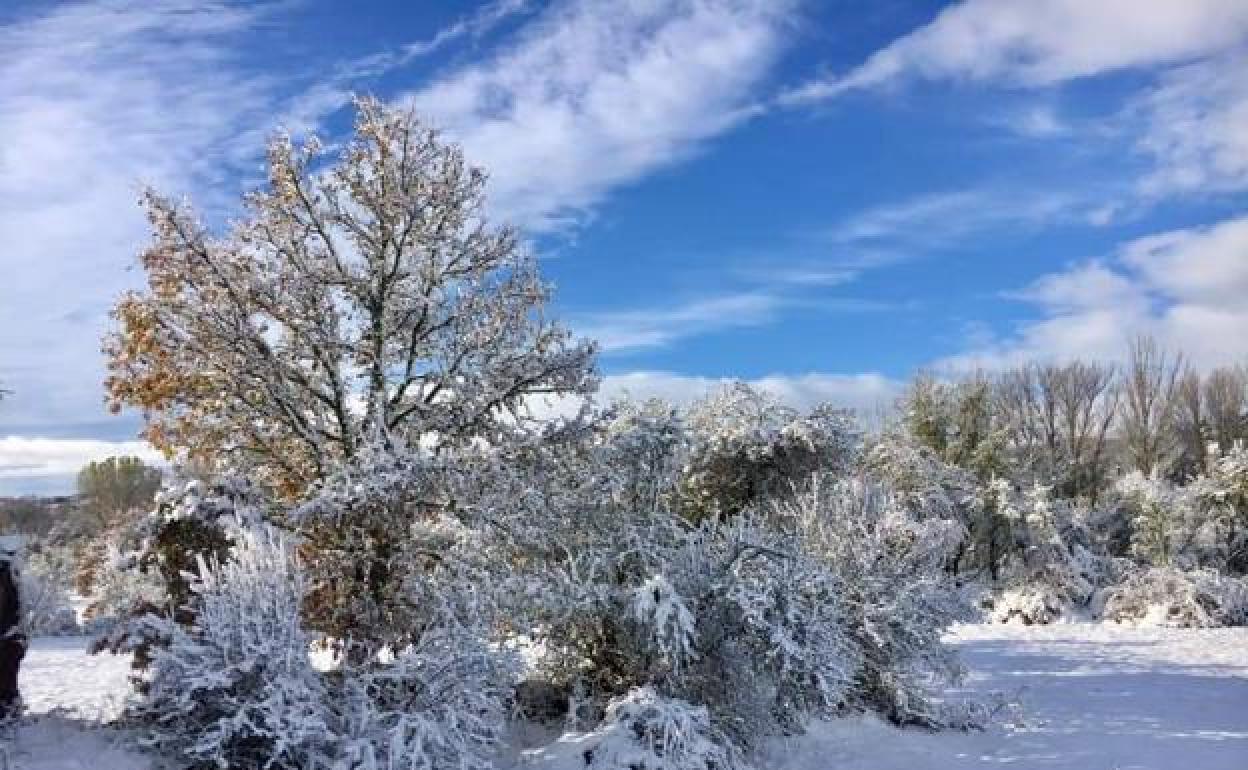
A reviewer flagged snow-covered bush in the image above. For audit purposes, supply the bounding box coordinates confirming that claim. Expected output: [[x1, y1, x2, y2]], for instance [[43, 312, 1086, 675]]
[[863, 433, 979, 525], [983, 484, 1113, 624], [130, 510, 515, 770], [1185, 442, 1248, 575], [91, 475, 258, 668], [1115, 471, 1192, 567], [1100, 566, 1248, 627], [779, 478, 973, 726], [335, 624, 514, 770], [600, 398, 687, 513], [290, 434, 518, 768], [522, 506, 856, 757], [18, 542, 78, 636], [580, 688, 732, 770], [679, 383, 860, 521], [131, 525, 334, 768], [292, 433, 501, 661], [471, 419, 860, 760], [987, 587, 1066, 626], [81, 541, 165, 634]]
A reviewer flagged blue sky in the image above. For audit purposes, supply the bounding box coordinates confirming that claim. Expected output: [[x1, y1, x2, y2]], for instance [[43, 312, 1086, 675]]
[[2, 0, 1248, 493]]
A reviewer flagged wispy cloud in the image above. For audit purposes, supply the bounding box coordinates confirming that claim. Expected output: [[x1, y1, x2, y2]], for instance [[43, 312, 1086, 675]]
[[576, 284, 906, 354], [993, 103, 1072, 139], [576, 293, 784, 352], [277, 0, 536, 137], [777, 0, 1248, 205], [827, 187, 1098, 252], [403, 0, 795, 230], [0, 1, 274, 439], [780, 0, 1248, 105], [1134, 51, 1248, 197]]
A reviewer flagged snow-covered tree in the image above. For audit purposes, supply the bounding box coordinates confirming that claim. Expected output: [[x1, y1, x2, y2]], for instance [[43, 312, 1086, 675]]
[[1119, 336, 1183, 477], [105, 97, 596, 497], [901, 371, 1007, 482], [995, 361, 1118, 502]]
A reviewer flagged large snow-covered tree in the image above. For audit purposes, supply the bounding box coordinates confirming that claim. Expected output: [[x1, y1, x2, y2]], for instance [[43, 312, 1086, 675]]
[[105, 97, 597, 496]]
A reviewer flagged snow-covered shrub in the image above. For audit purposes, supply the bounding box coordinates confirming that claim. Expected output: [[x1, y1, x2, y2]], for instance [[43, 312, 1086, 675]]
[[524, 506, 856, 757], [580, 688, 731, 770], [1100, 566, 1248, 627], [81, 542, 165, 634], [475, 422, 859, 760], [90, 475, 258, 669], [982, 484, 1114, 624], [290, 434, 518, 768], [130, 525, 334, 768], [1185, 442, 1248, 575], [335, 623, 514, 770], [1115, 471, 1192, 567], [863, 433, 978, 524], [987, 587, 1065, 626], [129, 495, 515, 770], [600, 398, 687, 513], [18, 542, 78, 635], [292, 433, 500, 660], [679, 383, 861, 521], [779, 478, 972, 726]]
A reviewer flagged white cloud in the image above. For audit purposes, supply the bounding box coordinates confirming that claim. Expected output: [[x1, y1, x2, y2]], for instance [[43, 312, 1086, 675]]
[[0, 436, 165, 495], [577, 293, 784, 352], [575, 283, 902, 354], [0, 1, 273, 438], [943, 214, 1248, 371], [1135, 52, 1248, 196], [828, 187, 1094, 251], [1120, 216, 1248, 310], [779, 0, 1248, 204], [996, 103, 1071, 139], [404, 0, 793, 230], [781, 0, 1248, 104], [278, 0, 537, 137]]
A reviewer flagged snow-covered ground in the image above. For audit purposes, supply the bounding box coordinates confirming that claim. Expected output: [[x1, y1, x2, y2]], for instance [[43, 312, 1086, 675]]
[[765, 623, 1248, 770], [4, 637, 151, 770], [6, 625, 1248, 769]]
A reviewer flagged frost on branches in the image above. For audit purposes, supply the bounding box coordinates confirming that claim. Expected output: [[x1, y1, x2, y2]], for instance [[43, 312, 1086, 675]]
[[679, 383, 860, 521], [465, 397, 975, 765], [1101, 566, 1248, 627], [130, 517, 514, 770], [104, 96, 597, 498], [132, 526, 332, 769], [777, 478, 972, 727]]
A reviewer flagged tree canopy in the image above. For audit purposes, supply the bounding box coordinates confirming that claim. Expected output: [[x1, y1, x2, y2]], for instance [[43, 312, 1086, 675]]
[[105, 98, 597, 496]]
